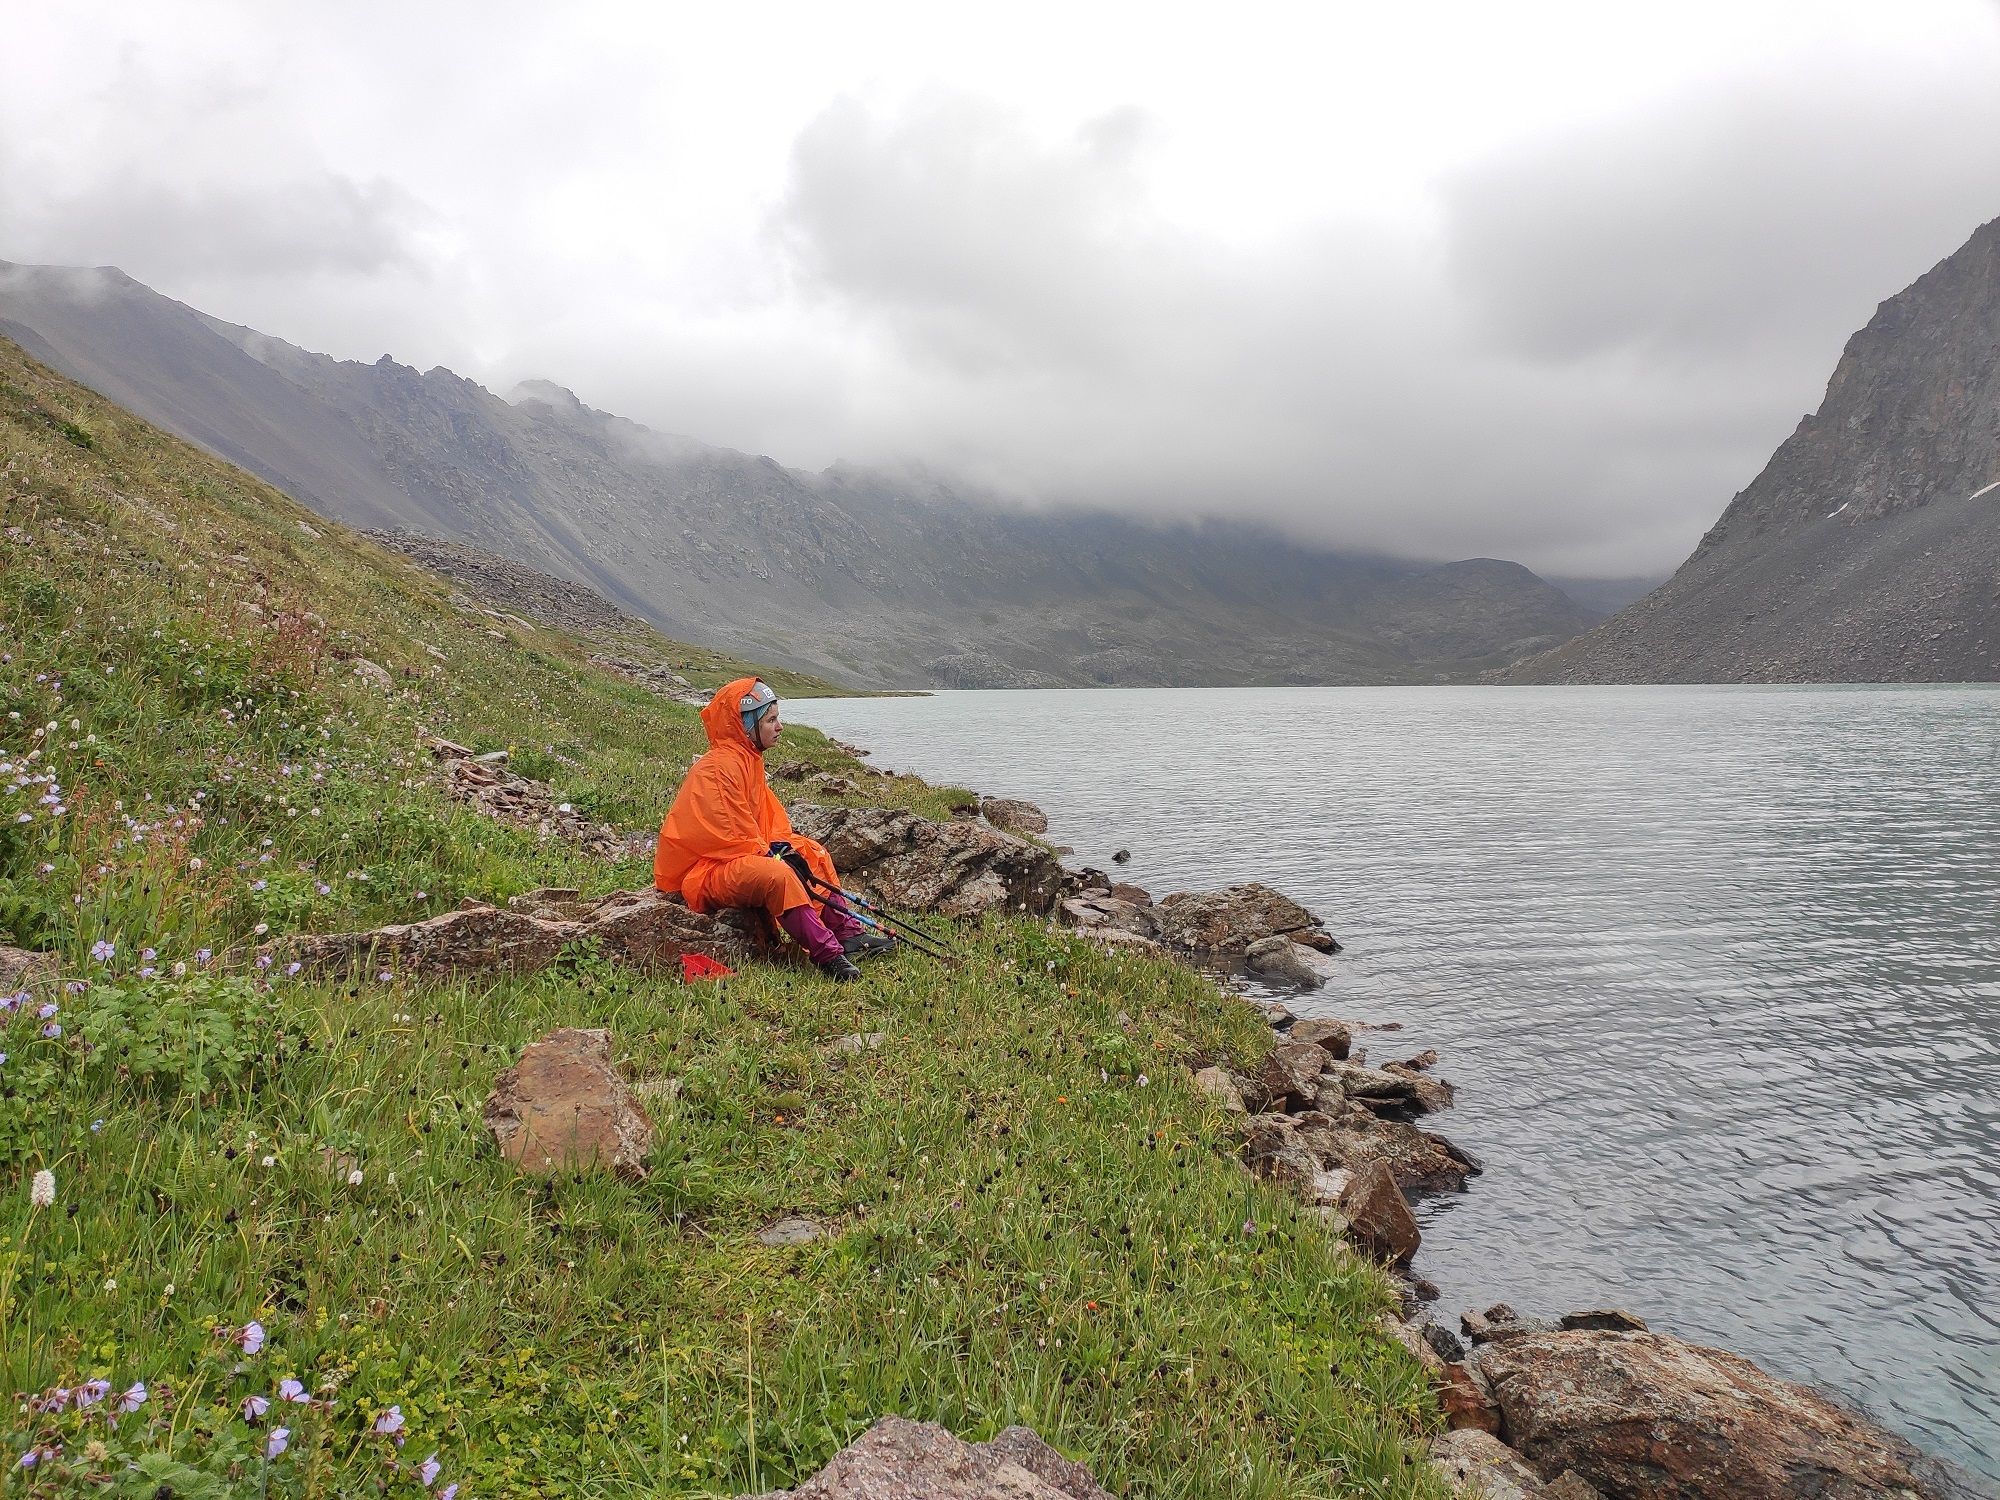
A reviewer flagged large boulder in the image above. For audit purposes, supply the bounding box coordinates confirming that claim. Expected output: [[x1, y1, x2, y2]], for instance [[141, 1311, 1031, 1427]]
[[1058, 893, 1158, 941], [749, 1415, 1112, 1499], [1474, 1328, 1958, 1500], [980, 796, 1050, 837], [1152, 883, 1338, 955], [789, 804, 1071, 917], [483, 1028, 654, 1180]]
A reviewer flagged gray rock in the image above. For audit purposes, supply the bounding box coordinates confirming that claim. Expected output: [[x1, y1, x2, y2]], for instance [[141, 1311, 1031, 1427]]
[[756, 1216, 824, 1247], [1191, 1065, 1247, 1113], [1244, 934, 1324, 989], [1430, 1429, 1545, 1500], [1285, 1017, 1352, 1056], [753, 1415, 1112, 1499], [824, 1031, 888, 1056], [1258, 1042, 1330, 1103], [980, 796, 1049, 836], [1474, 1328, 1959, 1500], [0, 945, 57, 993], [1153, 883, 1336, 955], [790, 803, 1070, 917]]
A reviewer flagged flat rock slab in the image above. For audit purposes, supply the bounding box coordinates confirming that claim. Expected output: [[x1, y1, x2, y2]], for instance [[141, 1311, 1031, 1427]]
[[756, 1216, 825, 1247], [1474, 1328, 1956, 1500], [1431, 1429, 1547, 1500], [277, 888, 755, 980], [750, 1416, 1112, 1500], [483, 1027, 654, 1180]]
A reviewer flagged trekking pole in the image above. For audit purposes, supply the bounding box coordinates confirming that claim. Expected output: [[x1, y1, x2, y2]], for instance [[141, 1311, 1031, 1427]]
[[799, 872, 960, 965]]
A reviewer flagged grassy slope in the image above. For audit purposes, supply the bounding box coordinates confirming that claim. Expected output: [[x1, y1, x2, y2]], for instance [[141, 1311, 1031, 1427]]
[[0, 338, 1444, 1498]]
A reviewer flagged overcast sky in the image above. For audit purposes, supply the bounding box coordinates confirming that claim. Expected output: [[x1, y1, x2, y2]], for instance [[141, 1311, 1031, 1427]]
[[6, 1, 2000, 576]]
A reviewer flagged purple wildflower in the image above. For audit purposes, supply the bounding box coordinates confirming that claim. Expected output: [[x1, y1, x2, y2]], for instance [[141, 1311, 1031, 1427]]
[[196, 948, 213, 967], [141, 948, 157, 962], [418, 1453, 441, 1485], [440, 1486, 458, 1500], [256, 954, 274, 971], [243, 1394, 270, 1420], [285, 961, 302, 977], [90, 939, 115, 963], [36, 1002, 55, 1019], [114, 1381, 147, 1414], [41, 1022, 60, 1039], [265, 1426, 290, 1459], [373, 1406, 404, 1436], [278, 1378, 307, 1403], [237, 1319, 266, 1355], [74, 1379, 110, 1408]]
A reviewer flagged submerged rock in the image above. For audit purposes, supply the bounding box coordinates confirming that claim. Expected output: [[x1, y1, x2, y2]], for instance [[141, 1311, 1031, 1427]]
[[1244, 933, 1324, 988], [483, 1028, 653, 1180], [1474, 1328, 1958, 1500]]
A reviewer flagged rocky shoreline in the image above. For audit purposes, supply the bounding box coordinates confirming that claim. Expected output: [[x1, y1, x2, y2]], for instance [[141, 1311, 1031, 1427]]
[[250, 736, 1987, 1500]]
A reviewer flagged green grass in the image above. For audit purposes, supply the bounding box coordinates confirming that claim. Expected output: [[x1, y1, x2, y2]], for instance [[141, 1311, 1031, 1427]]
[[0, 337, 1446, 1497]]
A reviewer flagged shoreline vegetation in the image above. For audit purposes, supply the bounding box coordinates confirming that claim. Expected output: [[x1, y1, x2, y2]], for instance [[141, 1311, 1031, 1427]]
[[0, 337, 1447, 1495], [1, 336, 1975, 1499]]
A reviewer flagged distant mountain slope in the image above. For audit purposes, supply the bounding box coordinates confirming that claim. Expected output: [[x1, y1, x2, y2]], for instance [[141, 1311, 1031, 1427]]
[[1501, 217, 2000, 684], [1, 258, 1602, 688]]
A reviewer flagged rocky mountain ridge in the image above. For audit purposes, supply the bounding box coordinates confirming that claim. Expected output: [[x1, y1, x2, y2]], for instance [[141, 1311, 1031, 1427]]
[[1500, 215, 2000, 684], [0, 259, 1602, 688]]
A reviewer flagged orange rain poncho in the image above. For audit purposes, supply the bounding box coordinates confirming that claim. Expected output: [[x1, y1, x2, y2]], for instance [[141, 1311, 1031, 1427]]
[[653, 676, 842, 922]]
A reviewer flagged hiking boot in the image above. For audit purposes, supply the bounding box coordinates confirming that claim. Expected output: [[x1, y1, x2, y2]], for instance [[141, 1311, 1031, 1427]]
[[841, 930, 898, 960], [817, 954, 864, 983]]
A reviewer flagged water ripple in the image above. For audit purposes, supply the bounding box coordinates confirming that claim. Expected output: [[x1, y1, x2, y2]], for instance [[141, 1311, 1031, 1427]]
[[792, 683, 2000, 1481]]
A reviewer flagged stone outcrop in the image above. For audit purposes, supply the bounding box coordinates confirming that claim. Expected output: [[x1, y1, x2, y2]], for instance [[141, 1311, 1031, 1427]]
[[483, 1028, 654, 1180], [1286, 1018, 1351, 1057], [1431, 1430, 1554, 1500], [788, 803, 1070, 917], [746, 1415, 1112, 1500], [422, 732, 628, 858], [277, 888, 757, 979], [980, 796, 1049, 836], [1474, 1328, 1956, 1500], [0, 946, 56, 992], [1152, 883, 1338, 955]]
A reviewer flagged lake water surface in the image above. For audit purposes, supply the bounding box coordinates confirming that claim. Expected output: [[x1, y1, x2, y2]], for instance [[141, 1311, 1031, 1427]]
[[788, 685, 2000, 1482]]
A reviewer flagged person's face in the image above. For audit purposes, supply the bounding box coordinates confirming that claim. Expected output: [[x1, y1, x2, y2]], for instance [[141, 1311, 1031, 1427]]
[[756, 707, 782, 749]]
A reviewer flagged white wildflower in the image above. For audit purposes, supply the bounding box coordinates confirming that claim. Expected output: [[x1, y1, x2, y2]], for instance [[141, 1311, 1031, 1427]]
[[29, 1168, 55, 1208]]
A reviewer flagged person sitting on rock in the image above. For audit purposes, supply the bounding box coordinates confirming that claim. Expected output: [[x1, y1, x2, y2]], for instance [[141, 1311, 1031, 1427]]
[[654, 677, 888, 982]]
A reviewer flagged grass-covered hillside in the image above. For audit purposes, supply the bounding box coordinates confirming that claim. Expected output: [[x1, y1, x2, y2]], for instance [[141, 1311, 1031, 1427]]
[[0, 336, 1443, 1498]]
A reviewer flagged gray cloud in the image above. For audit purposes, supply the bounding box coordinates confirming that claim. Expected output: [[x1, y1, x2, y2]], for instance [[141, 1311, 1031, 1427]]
[[761, 60, 2000, 577], [13, 172, 432, 281]]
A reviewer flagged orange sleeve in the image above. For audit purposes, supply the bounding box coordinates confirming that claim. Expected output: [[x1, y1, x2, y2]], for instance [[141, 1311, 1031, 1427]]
[[760, 783, 795, 844]]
